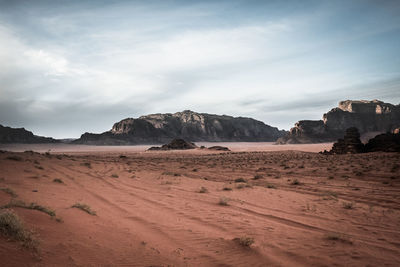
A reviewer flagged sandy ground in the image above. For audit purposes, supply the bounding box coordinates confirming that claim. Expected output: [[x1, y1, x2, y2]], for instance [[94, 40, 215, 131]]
[[0, 142, 333, 154], [0, 144, 399, 266]]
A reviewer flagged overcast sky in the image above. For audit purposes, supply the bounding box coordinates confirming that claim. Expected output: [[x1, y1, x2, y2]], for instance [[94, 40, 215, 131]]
[[1, 0, 400, 138]]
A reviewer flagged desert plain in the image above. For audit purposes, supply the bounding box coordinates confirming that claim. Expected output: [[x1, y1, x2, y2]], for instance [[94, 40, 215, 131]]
[[0, 143, 400, 266]]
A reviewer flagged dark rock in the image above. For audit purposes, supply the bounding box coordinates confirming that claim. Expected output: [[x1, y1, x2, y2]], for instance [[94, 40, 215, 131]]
[[74, 110, 286, 145], [147, 139, 197, 151], [364, 132, 400, 152], [329, 127, 365, 154], [208, 146, 230, 151], [278, 100, 400, 144], [0, 124, 58, 144]]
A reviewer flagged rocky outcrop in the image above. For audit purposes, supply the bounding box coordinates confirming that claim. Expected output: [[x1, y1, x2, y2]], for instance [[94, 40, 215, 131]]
[[0, 124, 58, 144], [364, 132, 400, 152], [328, 127, 365, 154], [148, 139, 197, 151], [277, 100, 400, 144], [74, 110, 286, 145]]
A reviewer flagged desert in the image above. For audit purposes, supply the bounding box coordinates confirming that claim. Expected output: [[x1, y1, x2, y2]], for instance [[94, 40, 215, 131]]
[[1, 143, 400, 266]]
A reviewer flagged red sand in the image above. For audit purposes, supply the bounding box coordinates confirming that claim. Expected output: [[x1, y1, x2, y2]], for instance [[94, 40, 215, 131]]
[[0, 144, 399, 266]]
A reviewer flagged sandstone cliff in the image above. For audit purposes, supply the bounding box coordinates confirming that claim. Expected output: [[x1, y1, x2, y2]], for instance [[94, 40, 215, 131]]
[[0, 124, 58, 144], [74, 110, 286, 145], [277, 100, 400, 144]]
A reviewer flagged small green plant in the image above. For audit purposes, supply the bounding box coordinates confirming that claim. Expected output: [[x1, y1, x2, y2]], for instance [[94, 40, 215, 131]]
[[53, 178, 64, 184], [0, 187, 17, 198], [218, 197, 229, 206], [72, 203, 96, 215], [0, 210, 39, 251], [198, 187, 208, 193], [234, 236, 255, 247]]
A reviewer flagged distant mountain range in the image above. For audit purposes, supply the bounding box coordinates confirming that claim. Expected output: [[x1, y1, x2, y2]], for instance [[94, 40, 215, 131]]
[[73, 110, 286, 145], [277, 100, 400, 144], [0, 124, 58, 144], [1, 100, 399, 145]]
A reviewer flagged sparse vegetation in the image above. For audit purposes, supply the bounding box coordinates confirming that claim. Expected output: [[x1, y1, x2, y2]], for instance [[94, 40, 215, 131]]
[[53, 178, 64, 184], [111, 174, 119, 178], [342, 201, 354, 209], [325, 233, 353, 244], [198, 187, 208, 193], [290, 179, 301, 185], [253, 174, 263, 180], [81, 162, 92, 168], [72, 203, 97, 215], [234, 236, 255, 247], [223, 187, 233, 191], [218, 197, 229, 206], [0, 187, 17, 197], [6, 156, 23, 161], [234, 178, 246, 183], [2, 199, 56, 217], [0, 210, 39, 251]]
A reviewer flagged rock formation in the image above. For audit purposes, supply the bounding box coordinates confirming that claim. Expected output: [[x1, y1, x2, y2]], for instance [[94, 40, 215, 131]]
[[147, 139, 197, 151], [277, 100, 400, 144], [0, 124, 58, 144], [328, 127, 365, 154], [74, 110, 286, 145], [364, 132, 400, 152]]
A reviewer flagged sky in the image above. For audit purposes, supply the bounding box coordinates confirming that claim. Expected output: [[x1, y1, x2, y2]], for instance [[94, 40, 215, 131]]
[[0, 0, 400, 138]]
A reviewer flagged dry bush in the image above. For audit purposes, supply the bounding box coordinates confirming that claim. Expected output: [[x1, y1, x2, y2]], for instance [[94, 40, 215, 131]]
[[198, 187, 208, 193], [72, 203, 97, 215], [234, 236, 255, 247], [0, 187, 17, 198], [53, 178, 64, 184], [0, 210, 39, 251], [218, 197, 229, 206], [2, 199, 56, 217]]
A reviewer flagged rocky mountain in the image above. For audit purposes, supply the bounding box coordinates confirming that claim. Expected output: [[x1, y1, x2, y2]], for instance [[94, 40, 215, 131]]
[[74, 110, 286, 145], [277, 100, 400, 144], [0, 124, 58, 144]]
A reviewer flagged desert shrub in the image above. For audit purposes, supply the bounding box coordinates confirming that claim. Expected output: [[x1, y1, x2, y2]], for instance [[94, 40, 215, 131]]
[[0, 210, 39, 250], [0, 187, 17, 197], [266, 184, 276, 189], [342, 202, 354, 209], [234, 236, 255, 247], [234, 178, 246, 183], [253, 174, 263, 180], [6, 156, 23, 161], [111, 174, 119, 178], [223, 187, 232, 191], [72, 203, 96, 215], [81, 162, 91, 168], [2, 199, 56, 217], [53, 178, 64, 184], [218, 197, 229, 206], [119, 155, 127, 159], [198, 187, 208, 193], [325, 233, 353, 244], [290, 179, 301, 185]]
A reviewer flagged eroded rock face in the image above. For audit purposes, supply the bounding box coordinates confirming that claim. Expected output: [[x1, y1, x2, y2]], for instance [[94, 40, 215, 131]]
[[0, 124, 58, 144], [74, 110, 286, 145], [364, 132, 400, 152], [329, 127, 365, 154], [277, 100, 400, 144]]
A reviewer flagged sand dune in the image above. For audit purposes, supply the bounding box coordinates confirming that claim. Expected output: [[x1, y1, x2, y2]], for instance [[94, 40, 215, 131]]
[[0, 146, 399, 266]]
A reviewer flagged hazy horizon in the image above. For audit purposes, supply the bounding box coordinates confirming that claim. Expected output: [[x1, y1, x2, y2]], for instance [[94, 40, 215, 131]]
[[1, 0, 400, 138]]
